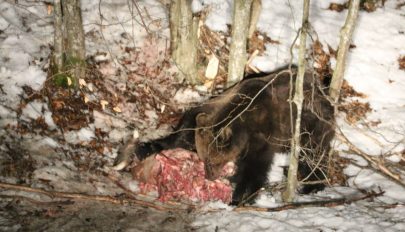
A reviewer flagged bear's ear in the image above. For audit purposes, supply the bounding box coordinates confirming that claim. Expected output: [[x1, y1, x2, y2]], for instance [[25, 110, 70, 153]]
[[196, 113, 209, 125]]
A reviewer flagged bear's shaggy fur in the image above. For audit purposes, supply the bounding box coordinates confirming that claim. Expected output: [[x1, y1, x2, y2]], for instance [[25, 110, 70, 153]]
[[119, 66, 335, 205]]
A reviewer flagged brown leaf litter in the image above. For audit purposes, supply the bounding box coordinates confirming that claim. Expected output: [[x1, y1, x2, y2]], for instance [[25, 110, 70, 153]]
[[398, 55, 405, 70], [328, 0, 386, 13]]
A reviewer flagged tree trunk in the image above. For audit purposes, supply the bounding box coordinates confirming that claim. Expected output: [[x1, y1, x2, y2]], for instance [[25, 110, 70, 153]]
[[170, 0, 200, 85], [62, 0, 86, 87], [283, 0, 310, 203], [53, 0, 63, 72], [52, 0, 86, 88], [248, 0, 262, 39], [329, 0, 361, 102], [227, 0, 253, 87], [169, 0, 180, 57]]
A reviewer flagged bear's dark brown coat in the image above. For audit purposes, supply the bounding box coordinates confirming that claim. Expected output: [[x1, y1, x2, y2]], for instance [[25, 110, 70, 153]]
[[118, 66, 335, 205]]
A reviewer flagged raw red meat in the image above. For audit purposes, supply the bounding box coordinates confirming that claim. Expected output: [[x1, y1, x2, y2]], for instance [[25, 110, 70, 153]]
[[132, 148, 233, 203]]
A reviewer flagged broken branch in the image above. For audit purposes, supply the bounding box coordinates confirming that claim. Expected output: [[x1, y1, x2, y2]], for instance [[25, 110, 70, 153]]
[[0, 181, 193, 212], [336, 130, 405, 189], [235, 190, 384, 212]]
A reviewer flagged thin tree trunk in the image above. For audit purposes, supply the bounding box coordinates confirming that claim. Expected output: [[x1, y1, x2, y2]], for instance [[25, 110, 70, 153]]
[[169, 0, 180, 57], [227, 0, 253, 87], [53, 0, 63, 72], [170, 0, 200, 85], [329, 0, 361, 102], [283, 0, 310, 203], [62, 0, 86, 87], [52, 0, 86, 88], [248, 0, 262, 39]]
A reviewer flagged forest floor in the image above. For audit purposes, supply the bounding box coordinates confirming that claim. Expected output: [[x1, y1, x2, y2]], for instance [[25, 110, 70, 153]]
[[1, 199, 194, 231], [1, 0, 405, 231]]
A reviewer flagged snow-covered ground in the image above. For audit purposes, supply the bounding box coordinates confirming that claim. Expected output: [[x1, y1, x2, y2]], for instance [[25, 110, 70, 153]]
[[1, 0, 405, 231]]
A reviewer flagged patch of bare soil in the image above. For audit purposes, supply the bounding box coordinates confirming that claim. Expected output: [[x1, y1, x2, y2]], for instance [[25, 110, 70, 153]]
[[0, 199, 195, 232], [0, 136, 36, 184], [0, 136, 198, 231]]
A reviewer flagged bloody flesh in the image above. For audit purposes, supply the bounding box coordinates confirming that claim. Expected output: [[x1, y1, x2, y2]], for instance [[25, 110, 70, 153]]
[[132, 148, 233, 203]]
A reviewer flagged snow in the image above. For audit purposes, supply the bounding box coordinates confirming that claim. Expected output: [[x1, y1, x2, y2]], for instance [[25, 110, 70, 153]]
[[0, 0, 405, 231], [0, 66, 46, 106], [194, 199, 405, 232], [81, 0, 168, 64], [93, 110, 127, 130], [0, 2, 29, 31], [173, 88, 207, 106], [145, 109, 159, 121], [38, 137, 60, 148], [64, 126, 96, 144], [268, 153, 288, 183], [193, 0, 234, 32], [0, 104, 17, 127]]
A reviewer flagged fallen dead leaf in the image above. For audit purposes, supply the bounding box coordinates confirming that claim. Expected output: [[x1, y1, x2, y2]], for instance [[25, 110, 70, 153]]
[[247, 50, 260, 73], [113, 106, 121, 113], [79, 78, 87, 88], [100, 100, 109, 110], [133, 130, 140, 139], [338, 100, 372, 124], [341, 80, 367, 98], [52, 100, 65, 110], [204, 80, 214, 89], [160, 104, 166, 113], [398, 55, 405, 70], [67, 77, 72, 86], [328, 3, 346, 12], [197, 19, 203, 38], [47, 4, 53, 15], [205, 54, 219, 80]]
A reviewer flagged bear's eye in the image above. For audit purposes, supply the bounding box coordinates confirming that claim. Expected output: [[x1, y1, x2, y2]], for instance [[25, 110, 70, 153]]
[[216, 127, 232, 148], [219, 127, 232, 142], [197, 128, 206, 135]]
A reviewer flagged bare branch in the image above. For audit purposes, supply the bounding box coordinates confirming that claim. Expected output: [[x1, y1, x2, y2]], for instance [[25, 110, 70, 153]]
[[0, 181, 194, 212], [336, 129, 405, 190], [236, 190, 385, 212]]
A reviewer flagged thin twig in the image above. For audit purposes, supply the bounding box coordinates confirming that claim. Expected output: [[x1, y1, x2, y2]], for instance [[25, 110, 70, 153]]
[[0, 182, 193, 212], [131, 0, 151, 35], [0, 194, 73, 206], [234, 190, 384, 212], [336, 129, 405, 189]]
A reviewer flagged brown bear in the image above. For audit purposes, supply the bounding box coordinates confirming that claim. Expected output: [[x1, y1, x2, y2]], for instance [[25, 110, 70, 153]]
[[114, 66, 335, 205]]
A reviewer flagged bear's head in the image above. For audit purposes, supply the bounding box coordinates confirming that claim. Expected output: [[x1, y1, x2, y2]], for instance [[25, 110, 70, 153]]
[[195, 113, 247, 180]]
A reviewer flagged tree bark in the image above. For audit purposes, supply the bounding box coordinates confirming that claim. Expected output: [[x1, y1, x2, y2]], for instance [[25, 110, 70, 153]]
[[53, 0, 63, 72], [329, 0, 361, 102], [52, 0, 86, 88], [170, 0, 200, 85], [227, 0, 253, 87], [169, 0, 180, 57], [248, 0, 262, 39], [62, 0, 86, 86], [283, 0, 310, 203]]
